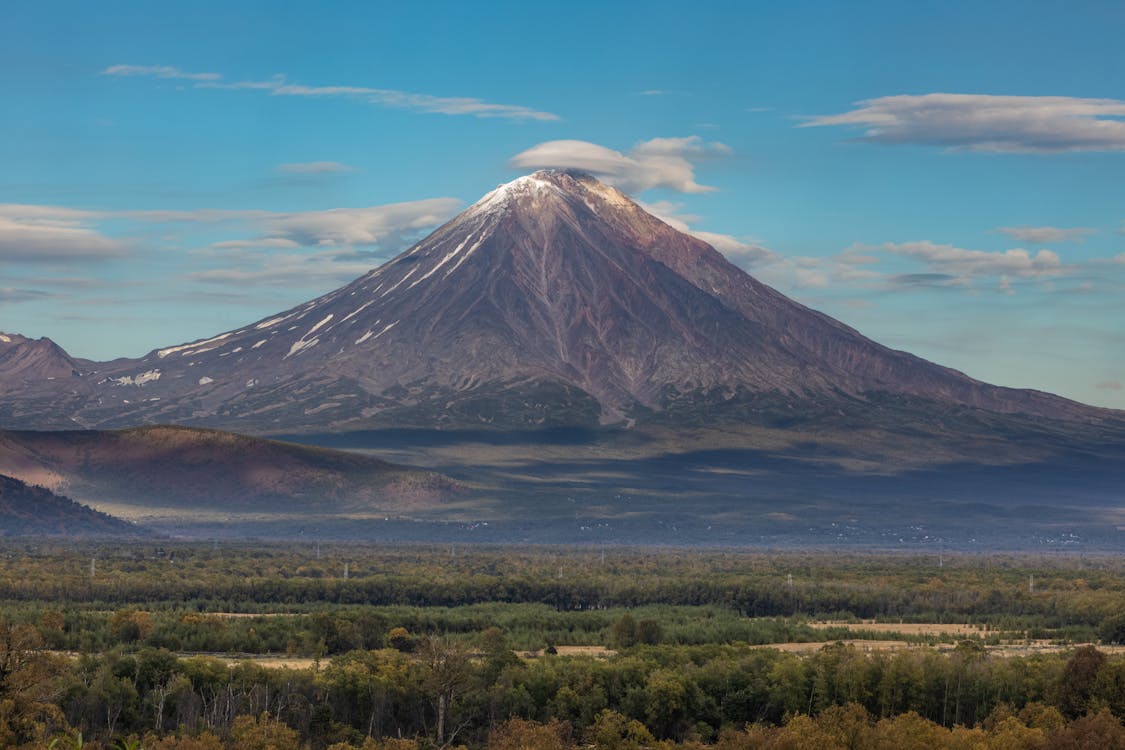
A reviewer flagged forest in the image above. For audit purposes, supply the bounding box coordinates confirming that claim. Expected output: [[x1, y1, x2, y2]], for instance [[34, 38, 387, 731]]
[[0, 542, 1122, 749]]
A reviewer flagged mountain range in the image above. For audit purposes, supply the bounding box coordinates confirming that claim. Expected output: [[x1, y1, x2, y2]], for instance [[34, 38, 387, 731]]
[[1, 170, 1122, 546]]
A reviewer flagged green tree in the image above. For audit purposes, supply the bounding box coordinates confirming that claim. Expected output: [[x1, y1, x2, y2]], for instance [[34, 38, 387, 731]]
[[228, 712, 302, 750], [611, 614, 638, 649], [585, 709, 655, 750]]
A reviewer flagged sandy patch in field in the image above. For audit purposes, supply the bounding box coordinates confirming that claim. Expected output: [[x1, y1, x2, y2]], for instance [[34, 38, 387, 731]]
[[758, 640, 915, 653], [810, 621, 989, 637], [219, 656, 319, 669], [521, 645, 615, 659]]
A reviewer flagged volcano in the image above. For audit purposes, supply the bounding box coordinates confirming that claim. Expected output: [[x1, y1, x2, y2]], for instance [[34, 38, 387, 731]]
[[0, 170, 1119, 434], [5, 170, 1125, 546]]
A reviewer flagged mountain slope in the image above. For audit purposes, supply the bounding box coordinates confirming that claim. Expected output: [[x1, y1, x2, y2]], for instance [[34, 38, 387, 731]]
[[0, 170, 1119, 434]]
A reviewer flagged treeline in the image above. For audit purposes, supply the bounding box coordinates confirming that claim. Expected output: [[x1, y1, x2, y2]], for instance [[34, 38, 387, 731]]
[[13, 603, 837, 656], [3, 622, 1125, 748], [0, 544, 1122, 632]]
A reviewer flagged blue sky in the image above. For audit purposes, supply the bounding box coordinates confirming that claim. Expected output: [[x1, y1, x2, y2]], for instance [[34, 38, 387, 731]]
[[2, 0, 1124, 408]]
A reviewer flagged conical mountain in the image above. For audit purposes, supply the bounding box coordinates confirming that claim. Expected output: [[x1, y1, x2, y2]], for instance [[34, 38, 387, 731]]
[[0, 332, 86, 389], [1, 170, 1117, 432]]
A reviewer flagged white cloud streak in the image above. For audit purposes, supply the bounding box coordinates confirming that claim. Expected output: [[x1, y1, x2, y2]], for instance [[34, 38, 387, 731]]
[[998, 226, 1094, 244], [276, 161, 357, 175], [104, 64, 558, 121], [259, 199, 462, 247], [186, 250, 378, 287], [801, 93, 1125, 152], [877, 241, 1067, 279], [1, 197, 462, 255], [103, 64, 220, 81], [0, 287, 51, 303], [510, 137, 730, 194], [0, 207, 129, 263]]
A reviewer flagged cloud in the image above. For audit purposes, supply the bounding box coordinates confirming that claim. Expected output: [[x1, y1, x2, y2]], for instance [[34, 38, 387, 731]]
[[692, 231, 778, 266], [259, 198, 462, 247], [0, 287, 51, 303], [1096, 381, 1123, 391], [186, 250, 378, 288], [122, 209, 270, 223], [107, 64, 558, 121], [1115, 253, 1125, 264], [998, 226, 1094, 244], [888, 272, 961, 289], [102, 64, 220, 82], [510, 136, 730, 193], [801, 94, 1125, 152], [876, 241, 1067, 280], [3, 195, 462, 257], [635, 200, 779, 268], [276, 161, 357, 175], [210, 238, 301, 250], [0, 207, 129, 263]]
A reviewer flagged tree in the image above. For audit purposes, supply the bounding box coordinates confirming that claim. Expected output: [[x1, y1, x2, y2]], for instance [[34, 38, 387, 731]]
[[585, 709, 655, 750], [228, 712, 302, 750], [387, 628, 415, 653], [1098, 614, 1125, 645], [0, 619, 68, 745], [488, 717, 572, 750], [1046, 709, 1125, 750], [419, 637, 473, 746], [635, 620, 662, 646], [611, 614, 637, 649], [1055, 646, 1107, 718]]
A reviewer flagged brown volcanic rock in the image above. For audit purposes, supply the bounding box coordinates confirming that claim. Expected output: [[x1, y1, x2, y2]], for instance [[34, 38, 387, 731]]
[[0, 426, 461, 515], [0, 170, 1119, 432], [0, 332, 86, 388]]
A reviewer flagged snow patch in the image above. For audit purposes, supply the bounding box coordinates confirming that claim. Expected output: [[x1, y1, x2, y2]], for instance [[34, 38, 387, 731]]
[[410, 232, 475, 288], [355, 330, 374, 345], [340, 300, 375, 323], [198, 376, 214, 385], [254, 312, 297, 330], [285, 337, 319, 358], [157, 333, 233, 359], [0, 335, 10, 343], [305, 314, 334, 336], [380, 264, 421, 297], [111, 369, 162, 386], [251, 339, 267, 349], [371, 321, 398, 341], [445, 236, 486, 277]]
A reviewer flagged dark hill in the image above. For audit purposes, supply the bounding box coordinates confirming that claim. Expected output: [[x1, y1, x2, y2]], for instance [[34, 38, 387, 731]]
[[0, 473, 140, 537], [0, 425, 461, 518]]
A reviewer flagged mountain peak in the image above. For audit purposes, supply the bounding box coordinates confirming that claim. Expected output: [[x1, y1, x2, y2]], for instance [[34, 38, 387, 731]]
[[465, 170, 637, 222]]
